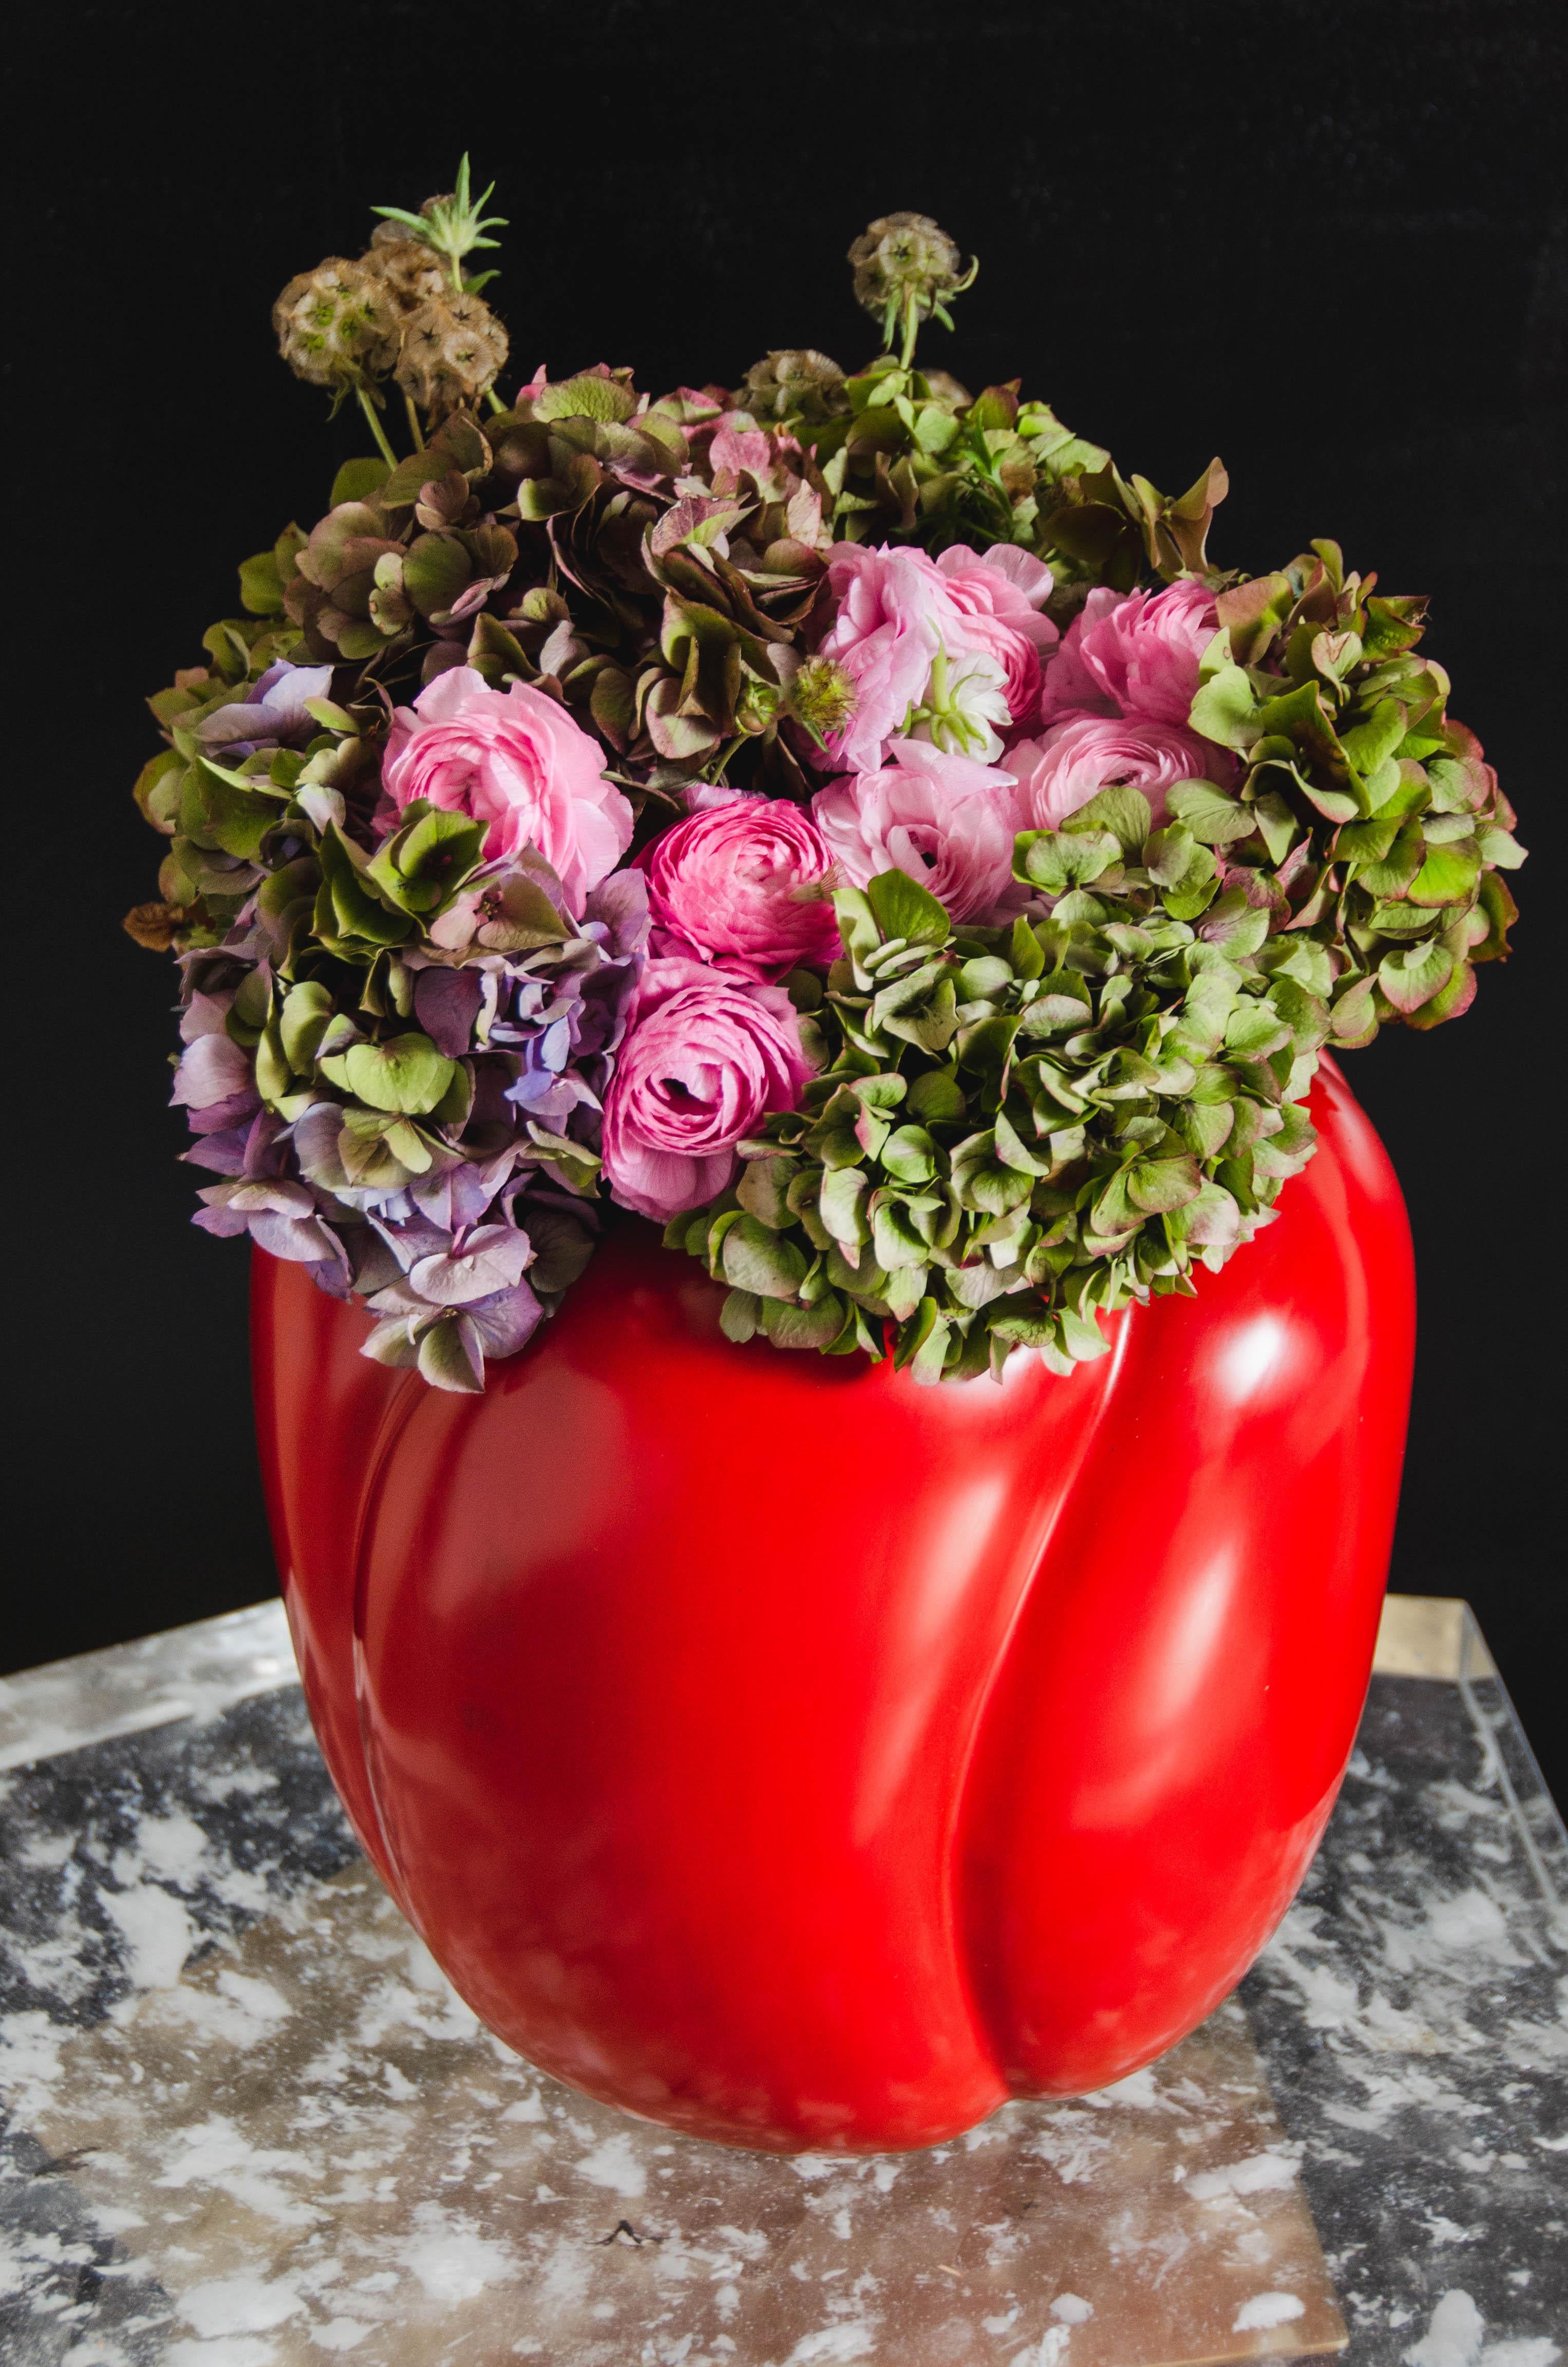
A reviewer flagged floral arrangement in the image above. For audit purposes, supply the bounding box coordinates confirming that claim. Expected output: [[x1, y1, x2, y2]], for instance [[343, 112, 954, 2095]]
[[129, 173, 1525, 1391]]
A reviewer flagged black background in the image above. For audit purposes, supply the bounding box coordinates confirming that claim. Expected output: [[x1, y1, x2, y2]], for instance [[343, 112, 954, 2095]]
[[11, 3, 1565, 1799]]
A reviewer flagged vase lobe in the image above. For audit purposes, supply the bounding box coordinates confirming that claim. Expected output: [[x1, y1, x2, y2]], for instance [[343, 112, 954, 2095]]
[[252, 1056, 1414, 2150]]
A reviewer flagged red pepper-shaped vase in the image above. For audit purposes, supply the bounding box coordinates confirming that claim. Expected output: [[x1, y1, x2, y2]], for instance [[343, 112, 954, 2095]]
[[252, 1054, 1413, 2153]]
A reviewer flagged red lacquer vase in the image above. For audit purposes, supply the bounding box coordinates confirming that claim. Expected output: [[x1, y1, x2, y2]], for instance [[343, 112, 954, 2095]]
[[251, 1054, 1413, 2153]]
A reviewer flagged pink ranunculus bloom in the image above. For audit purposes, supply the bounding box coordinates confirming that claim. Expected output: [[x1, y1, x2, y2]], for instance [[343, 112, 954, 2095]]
[[1037, 579, 1220, 730], [381, 667, 633, 917], [601, 958, 817, 1222], [635, 797, 841, 980], [932, 544, 1058, 723], [811, 742, 1024, 926], [1008, 714, 1231, 834], [816, 541, 1057, 772]]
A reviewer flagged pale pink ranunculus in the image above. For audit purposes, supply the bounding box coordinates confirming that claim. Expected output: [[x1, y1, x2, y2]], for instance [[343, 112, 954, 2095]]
[[635, 797, 840, 980], [1037, 579, 1219, 730], [381, 667, 632, 916], [1009, 715, 1230, 834], [933, 544, 1058, 721], [811, 743, 1023, 925], [601, 958, 816, 1221], [817, 541, 1057, 771]]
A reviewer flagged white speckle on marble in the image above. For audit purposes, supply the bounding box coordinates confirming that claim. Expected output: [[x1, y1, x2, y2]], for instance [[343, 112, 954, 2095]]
[[308, 2320, 370, 2351], [1421, 1890, 1516, 1962], [179, 2272, 306, 2336], [1049, 2291, 1094, 2322], [573, 2129, 647, 2198], [1186, 2149, 1299, 2202], [0, 2005, 69, 2121], [153, 2115, 322, 2227], [1010, 2331, 1070, 2367], [403, 2206, 519, 2301], [1089, 2066, 1160, 2109], [1401, 2286, 1564, 2367], [1425, 2214, 1480, 2247], [1233, 2289, 1305, 2330], [102, 1882, 196, 1995], [779, 2323, 878, 2363], [126, 1811, 211, 1885], [20, 1830, 77, 1869]]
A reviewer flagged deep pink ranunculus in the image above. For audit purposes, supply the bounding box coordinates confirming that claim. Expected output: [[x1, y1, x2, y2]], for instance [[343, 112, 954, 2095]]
[[1008, 715, 1229, 833], [382, 667, 632, 916], [601, 958, 816, 1221], [635, 797, 840, 980], [817, 542, 1057, 771], [1037, 580, 1220, 730], [811, 743, 1024, 926]]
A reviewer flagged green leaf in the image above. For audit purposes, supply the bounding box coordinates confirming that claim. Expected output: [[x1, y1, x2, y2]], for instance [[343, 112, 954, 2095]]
[[906, 1069, 967, 1124], [1188, 661, 1260, 750], [1199, 888, 1271, 958], [1224, 998, 1293, 1058], [1251, 791, 1298, 865], [1062, 783, 1151, 855], [880, 1125, 938, 1184], [280, 980, 334, 1073], [402, 532, 473, 621], [238, 551, 286, 616], [1406, 837, 1481, 908], [736, 1157, 796, 1228], [1009, 915, 1046, 978], [1014, 827, 1120, 894], [865, 866, 951, 947], [331, 457, 392, 508], [759, 1293, 844, 1350], [1338, 699, 1406, 783], [324, 1032, 457, 1115], [1378, 939, 1455, 1014], [1164, 781, 1256, 846], [721, 1216, 807, 1300], [720, 1287, 761, 1344], [368, 807, 487, 915], [819, 1165, 871, 1247]]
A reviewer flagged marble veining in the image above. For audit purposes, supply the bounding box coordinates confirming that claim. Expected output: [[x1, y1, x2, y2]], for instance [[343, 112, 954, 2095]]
[[0, 1603, 1562, 2365]]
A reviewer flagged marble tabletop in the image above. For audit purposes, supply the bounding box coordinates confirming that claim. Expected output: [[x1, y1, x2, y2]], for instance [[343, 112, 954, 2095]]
[[0, 1595, 1562, 2367]]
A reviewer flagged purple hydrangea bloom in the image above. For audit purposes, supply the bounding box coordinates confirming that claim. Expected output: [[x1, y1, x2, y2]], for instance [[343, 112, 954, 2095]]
[[194, 662, 336, 759]]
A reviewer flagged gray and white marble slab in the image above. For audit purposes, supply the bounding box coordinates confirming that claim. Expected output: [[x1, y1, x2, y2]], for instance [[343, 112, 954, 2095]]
[[0, 1597, 1561, 2367]]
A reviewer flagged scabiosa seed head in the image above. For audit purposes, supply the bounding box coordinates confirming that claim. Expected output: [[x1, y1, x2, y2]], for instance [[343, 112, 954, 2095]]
[[739, 348, 848, 426], [394, 291, 510, 419], [272, 258, 399, 390], [848, 212, 976, 364]]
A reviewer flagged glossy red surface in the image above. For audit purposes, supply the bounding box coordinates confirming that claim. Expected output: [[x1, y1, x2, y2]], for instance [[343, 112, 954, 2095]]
[[252, 1055, 1414, 2152]]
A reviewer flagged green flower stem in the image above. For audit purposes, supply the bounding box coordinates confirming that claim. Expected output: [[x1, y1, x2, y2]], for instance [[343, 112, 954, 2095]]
[[355, 386, 398, 469], [484, 386, 506, 415], [403, 393, 426, 452], [899, 292, 920, 369]]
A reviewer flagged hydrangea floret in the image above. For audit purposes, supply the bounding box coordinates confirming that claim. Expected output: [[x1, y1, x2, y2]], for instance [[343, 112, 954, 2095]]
[[128, 171, 1524, 1391]]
